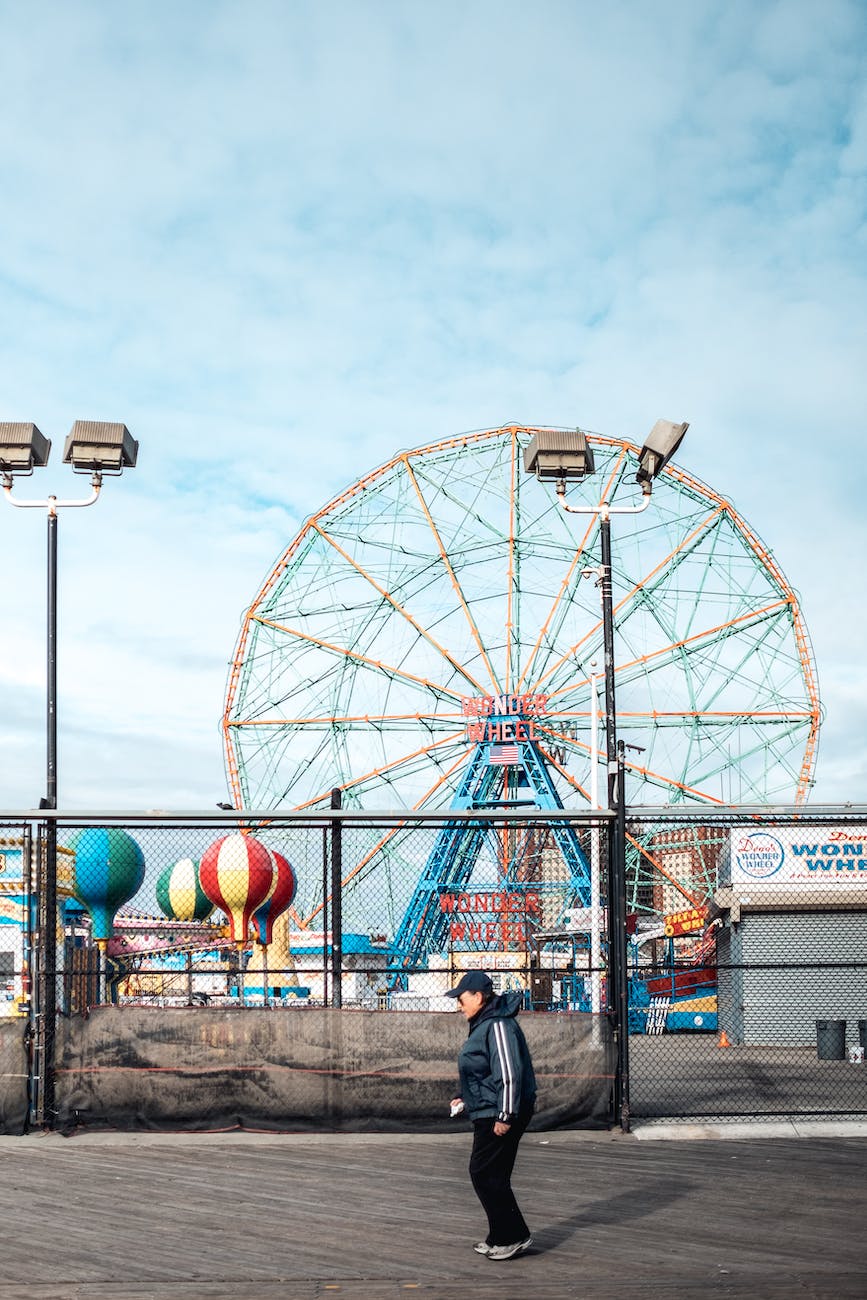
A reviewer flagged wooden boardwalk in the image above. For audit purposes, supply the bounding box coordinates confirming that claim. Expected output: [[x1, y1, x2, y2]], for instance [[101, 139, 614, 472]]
[[0, 1129, 865, 1299]]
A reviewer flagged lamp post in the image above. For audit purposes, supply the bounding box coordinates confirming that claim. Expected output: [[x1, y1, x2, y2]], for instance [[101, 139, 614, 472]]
[[0, 420, 138, 1128], [524, 420, 688, 1132], [588, 661, 602, 1017]]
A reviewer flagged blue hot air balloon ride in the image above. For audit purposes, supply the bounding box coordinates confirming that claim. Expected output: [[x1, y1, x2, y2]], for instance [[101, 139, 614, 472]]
[[69, 827, 146, 943]]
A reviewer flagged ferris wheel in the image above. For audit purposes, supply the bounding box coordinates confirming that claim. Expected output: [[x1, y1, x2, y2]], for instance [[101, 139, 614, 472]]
[[222, 425, 821, 925]]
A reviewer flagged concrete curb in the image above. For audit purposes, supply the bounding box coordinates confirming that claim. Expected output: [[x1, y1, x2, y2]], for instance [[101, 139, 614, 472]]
[[3, 1120, 867, 1147], [632, 1118, 867, 1140]]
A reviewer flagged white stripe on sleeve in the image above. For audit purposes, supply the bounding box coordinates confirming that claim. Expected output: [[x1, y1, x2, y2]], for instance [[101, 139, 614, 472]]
[[493, 1020, 516, 1117]]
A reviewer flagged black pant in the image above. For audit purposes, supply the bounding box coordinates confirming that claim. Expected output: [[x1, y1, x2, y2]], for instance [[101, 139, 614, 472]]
[[468, 1105, 533, 1246]]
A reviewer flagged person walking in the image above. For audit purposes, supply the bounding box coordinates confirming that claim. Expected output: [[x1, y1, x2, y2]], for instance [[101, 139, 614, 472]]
[[447, 970, 536, 1261]]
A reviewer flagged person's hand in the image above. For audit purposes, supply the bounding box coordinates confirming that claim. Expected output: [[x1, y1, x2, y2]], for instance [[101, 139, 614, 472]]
[[493, 1120, 511, 1136]]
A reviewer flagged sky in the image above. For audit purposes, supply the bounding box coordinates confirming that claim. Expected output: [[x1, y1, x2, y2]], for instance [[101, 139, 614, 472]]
[[0, 0, 865, 811]]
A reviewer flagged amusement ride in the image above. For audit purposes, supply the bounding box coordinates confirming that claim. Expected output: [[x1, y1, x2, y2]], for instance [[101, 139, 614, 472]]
[[221, 424, 820, 952]]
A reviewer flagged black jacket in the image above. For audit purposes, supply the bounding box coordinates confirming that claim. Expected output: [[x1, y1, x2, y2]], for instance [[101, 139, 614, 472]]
[[457, 991, 537, 1123]]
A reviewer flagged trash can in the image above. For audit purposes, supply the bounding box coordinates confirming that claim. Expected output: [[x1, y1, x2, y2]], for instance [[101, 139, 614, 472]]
[[816, 1019, 846, 1060], [859, 1019, 866, 1051]]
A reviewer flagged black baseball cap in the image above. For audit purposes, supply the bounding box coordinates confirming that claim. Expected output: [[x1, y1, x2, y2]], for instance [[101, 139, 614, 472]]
[[445, 970, 494, 998]]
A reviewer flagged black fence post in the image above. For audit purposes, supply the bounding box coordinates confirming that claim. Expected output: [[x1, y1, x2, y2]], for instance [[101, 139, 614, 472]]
[[42, 819, 57, 1128], [23, 821, 35, 1130], [321, 826, 329, 1006], [613, 740, 630, 1132], [330, 788, 343, 1008], [606, 814, 617, 1127], [41, 509, 59, 1128], [33, 817, 58, 1129]]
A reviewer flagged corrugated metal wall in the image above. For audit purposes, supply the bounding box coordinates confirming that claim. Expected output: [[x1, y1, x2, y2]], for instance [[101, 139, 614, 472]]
[[719, 910, 867, 1047]]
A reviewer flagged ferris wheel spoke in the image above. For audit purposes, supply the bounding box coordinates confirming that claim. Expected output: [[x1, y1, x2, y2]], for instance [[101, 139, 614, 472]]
[[614, 710, 815, 723], [402, 456, 503, 695], [411, 447, 513, 545], [535, 725, 733, 811], [227, 711, 461, 730], [531, 502, 727, 698], [251, 615, 466, 707], [410, 432, 525, 690], [300, 823, 409, 927], [607, 503, 794, 681], [519, 448, 628, 693], [401, 471, 508, 569], [232, 704, 465, 812], [623, 751, 727, 804], [686, 718, 811, 800], [299, 749, 473, 927], [291, 731, 468, 812], [697, 610, 801, 710], [727, 498, 822, 765], [535, 724, 596, 771], [233, 721, 330, 788], [627, 833, 703, 907], [310, 521, 490, 695], [625, 503, 728, 603], [468, 600, 800, 732], [560, 600, 792, 706], [516, 514, 598, 694], [534, 740, 592, 804]]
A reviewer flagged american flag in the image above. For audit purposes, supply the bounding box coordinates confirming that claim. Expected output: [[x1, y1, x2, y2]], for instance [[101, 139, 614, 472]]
[[489, 745, 520, 766]]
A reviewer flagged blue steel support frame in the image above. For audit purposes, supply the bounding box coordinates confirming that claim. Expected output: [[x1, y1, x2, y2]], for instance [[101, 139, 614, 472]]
[[389, 737, 591, 978]]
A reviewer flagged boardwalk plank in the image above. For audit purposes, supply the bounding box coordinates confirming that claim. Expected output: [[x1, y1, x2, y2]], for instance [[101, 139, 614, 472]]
[[0, 1132, 864, 1298]]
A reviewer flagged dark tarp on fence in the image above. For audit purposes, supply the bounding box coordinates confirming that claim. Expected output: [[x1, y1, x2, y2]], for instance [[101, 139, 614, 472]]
[[0, 1019, 29, 1135], [52, 1006, 612, 1133]]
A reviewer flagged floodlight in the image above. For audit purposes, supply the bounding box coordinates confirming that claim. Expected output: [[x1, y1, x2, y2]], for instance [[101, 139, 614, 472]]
[[0, 423, 51, 474], [636, 420, 689, 489], [523, 429, 596, 482], [62, 421, 139, 474]]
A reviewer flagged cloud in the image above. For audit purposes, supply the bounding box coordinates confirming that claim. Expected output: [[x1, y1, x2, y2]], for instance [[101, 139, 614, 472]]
[[0, 0, 865, 807]]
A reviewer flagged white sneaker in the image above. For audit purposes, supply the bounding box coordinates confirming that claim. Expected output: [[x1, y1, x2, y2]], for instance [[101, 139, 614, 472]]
[[473, 1241, 492, 1255], [487, 1236, 532, 1260]]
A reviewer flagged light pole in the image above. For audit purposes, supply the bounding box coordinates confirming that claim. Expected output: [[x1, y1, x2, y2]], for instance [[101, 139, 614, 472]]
[[588, 661, 602, 1017], [524, 420, 688, 1132], [0, 420, 138, 1128]]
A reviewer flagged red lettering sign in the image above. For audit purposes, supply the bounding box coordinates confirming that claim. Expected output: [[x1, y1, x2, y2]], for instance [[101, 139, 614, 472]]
[[448, 919, 531, 946], [440, 891, 541, 915]]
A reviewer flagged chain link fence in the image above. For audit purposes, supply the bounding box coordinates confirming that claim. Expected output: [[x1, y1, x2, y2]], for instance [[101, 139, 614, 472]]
[[35, 810, 611, 1013], [626, 810, 867, 1121], [1, 807, 866, 1131]]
